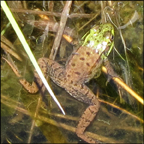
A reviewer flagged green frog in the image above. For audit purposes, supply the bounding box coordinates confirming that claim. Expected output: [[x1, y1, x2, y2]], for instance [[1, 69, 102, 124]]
[[6, 23, 115, 143]]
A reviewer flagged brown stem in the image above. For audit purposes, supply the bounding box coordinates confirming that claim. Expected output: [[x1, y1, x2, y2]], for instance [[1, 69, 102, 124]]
[[49, 1, 72, 60]]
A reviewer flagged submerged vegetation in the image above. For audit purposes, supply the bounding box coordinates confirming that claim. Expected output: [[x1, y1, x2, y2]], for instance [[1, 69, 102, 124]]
[[1, 1, 143, 143]]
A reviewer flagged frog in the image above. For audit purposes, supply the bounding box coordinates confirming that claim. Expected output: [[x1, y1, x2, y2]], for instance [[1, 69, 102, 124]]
[[5, 23, 115, 143]]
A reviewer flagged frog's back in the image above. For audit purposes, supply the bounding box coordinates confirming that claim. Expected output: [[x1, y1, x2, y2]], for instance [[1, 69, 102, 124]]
[[65, 46, 102, 84]]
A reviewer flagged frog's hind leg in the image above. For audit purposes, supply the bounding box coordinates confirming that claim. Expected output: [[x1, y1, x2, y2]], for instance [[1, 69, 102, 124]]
[[64, 84, 100, 143], [3, 57, 49, 93], [76, 104, 101, 143]]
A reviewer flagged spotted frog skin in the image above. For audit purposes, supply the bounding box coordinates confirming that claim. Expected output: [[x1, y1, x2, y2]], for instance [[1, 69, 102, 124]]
[[6, 23, 114, 143]]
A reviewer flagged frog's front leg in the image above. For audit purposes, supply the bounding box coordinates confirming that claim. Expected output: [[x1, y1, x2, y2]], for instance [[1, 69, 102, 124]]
[[104, 60, 121, 81], [104, 60, 123, 88], [64, 83, 100, 143]]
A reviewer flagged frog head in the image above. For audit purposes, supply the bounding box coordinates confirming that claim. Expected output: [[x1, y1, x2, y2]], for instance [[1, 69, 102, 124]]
[[82, 23, 114, 60]]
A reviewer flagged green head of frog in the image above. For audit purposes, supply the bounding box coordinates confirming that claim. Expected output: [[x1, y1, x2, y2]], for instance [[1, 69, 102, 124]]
[[82, 23, 114, 60]]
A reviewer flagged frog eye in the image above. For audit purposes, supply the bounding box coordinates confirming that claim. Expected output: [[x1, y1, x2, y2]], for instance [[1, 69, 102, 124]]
[[111, 35, 114, 40]]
